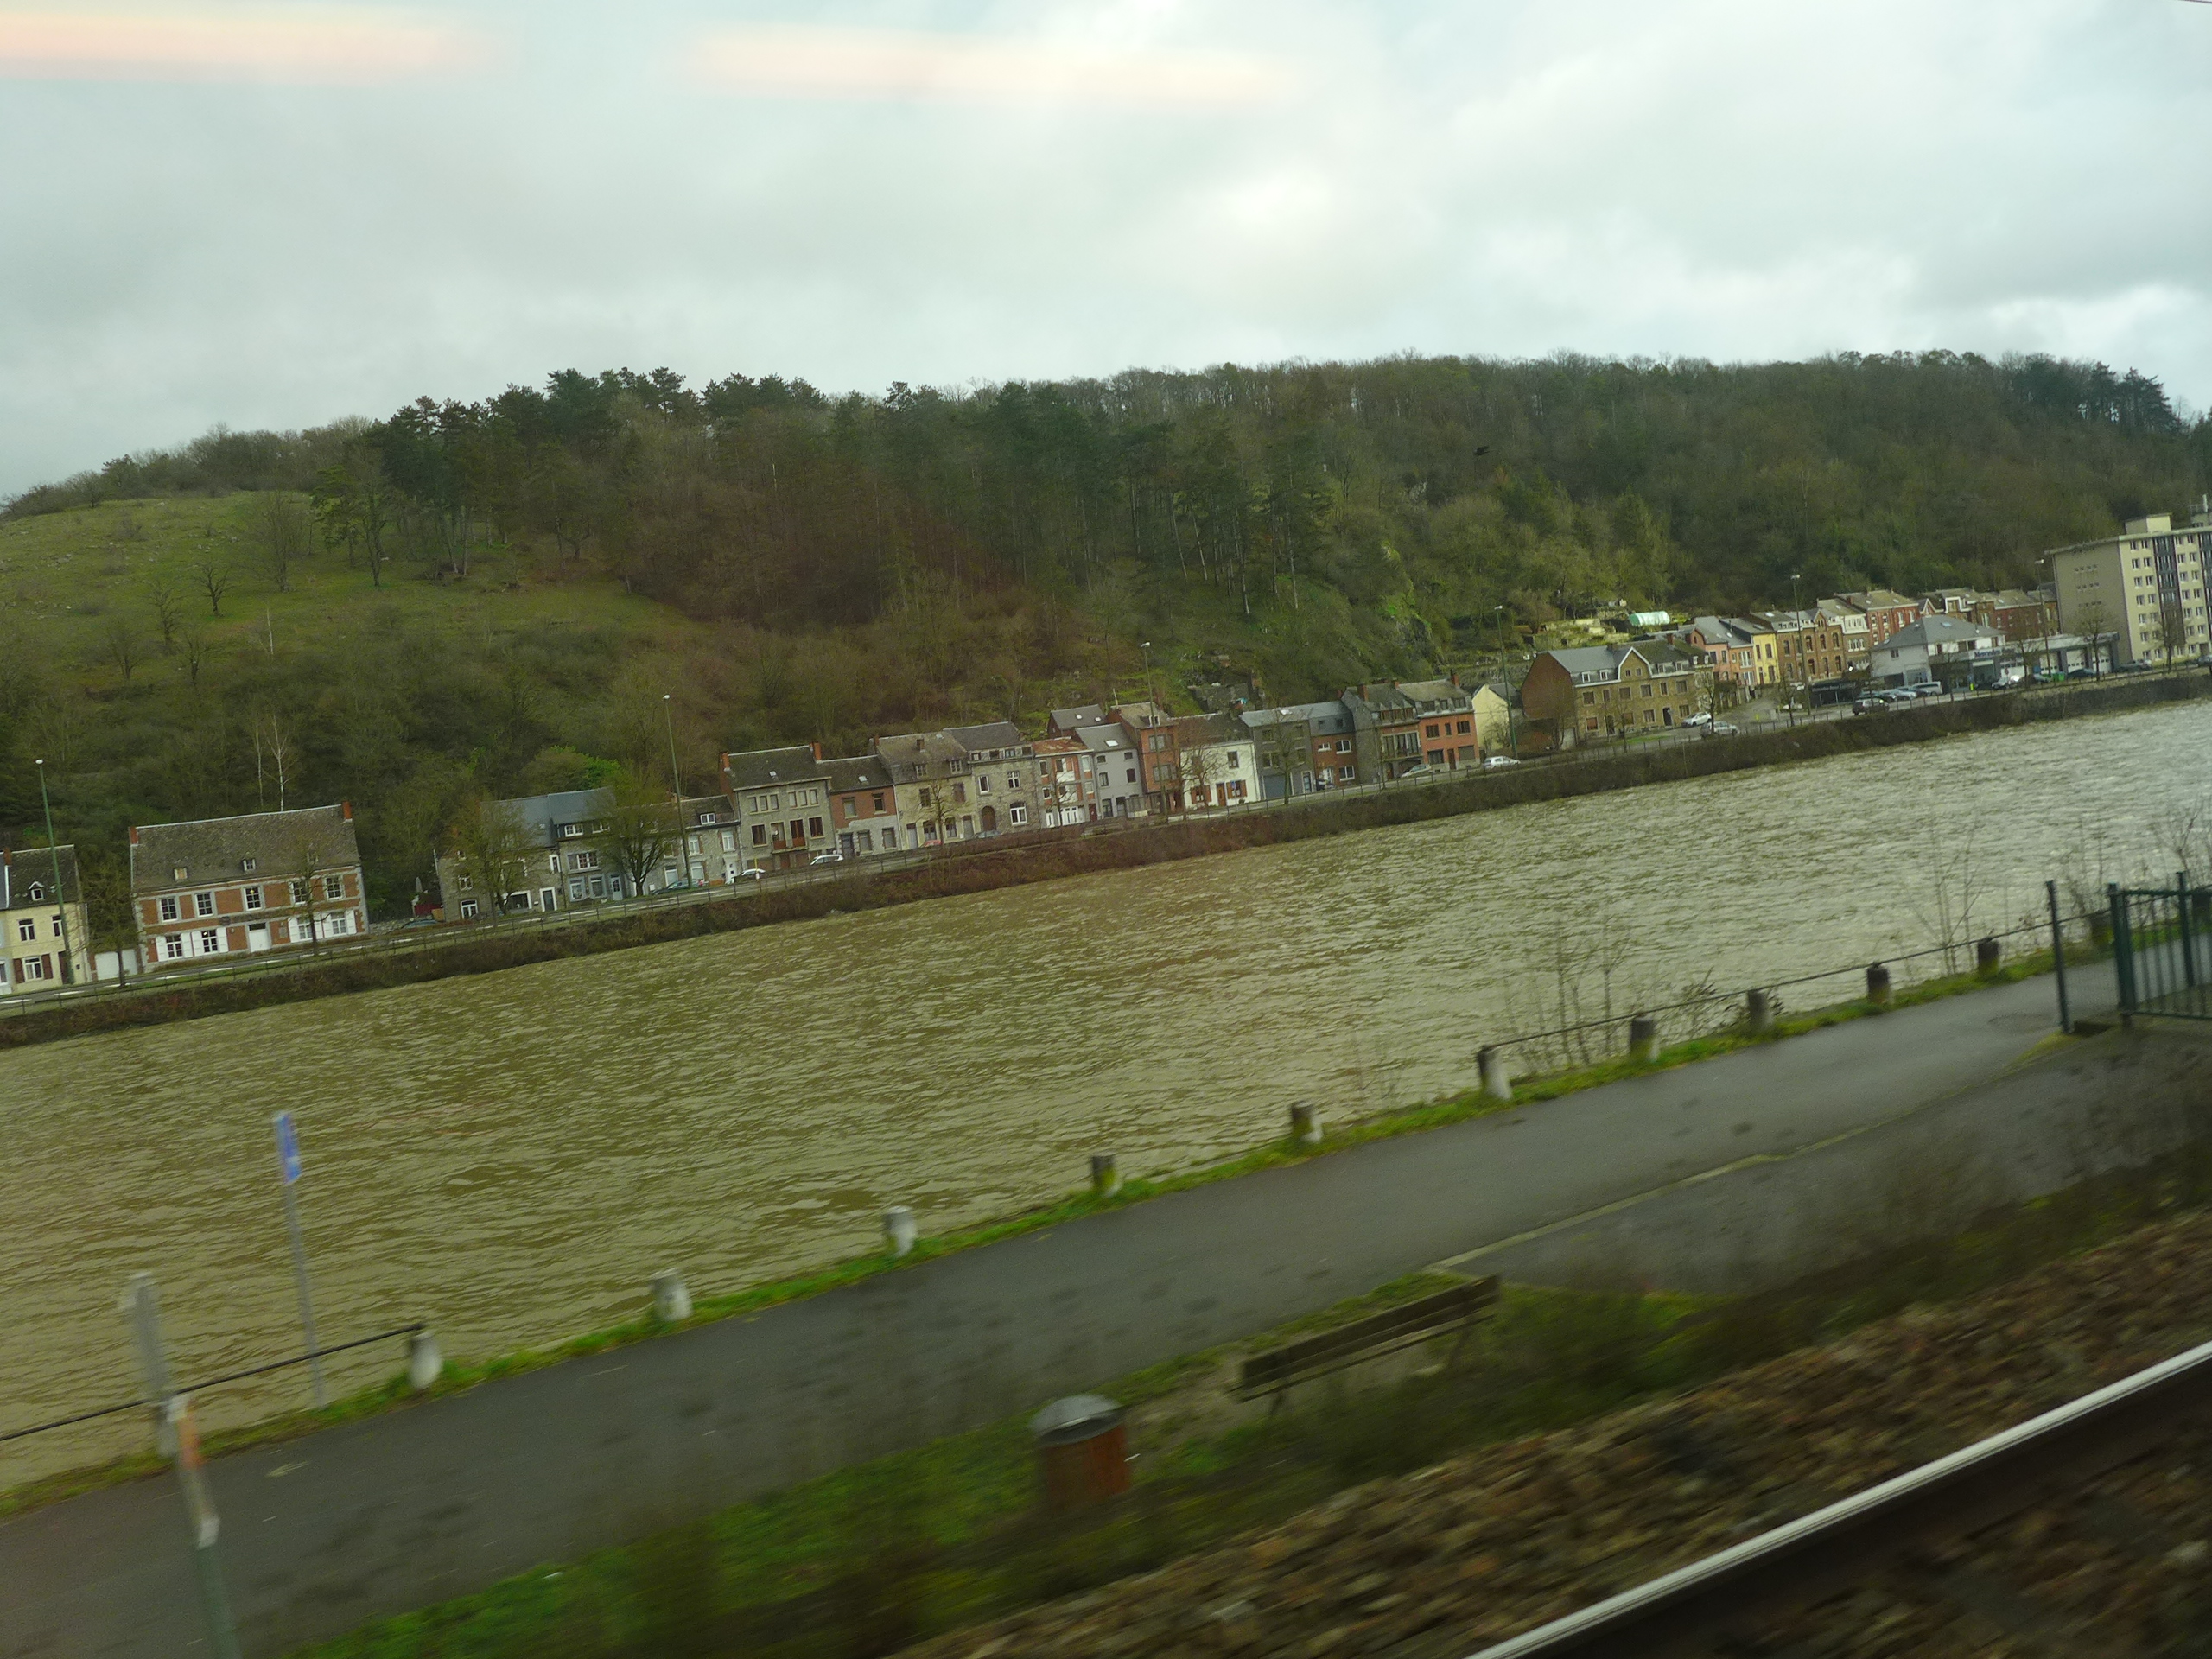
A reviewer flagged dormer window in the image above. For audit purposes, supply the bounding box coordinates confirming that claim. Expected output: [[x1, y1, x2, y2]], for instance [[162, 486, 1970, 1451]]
[[27, 882, 43, 903], [242, 857, 257, 874], [173, 866, 188, 880]]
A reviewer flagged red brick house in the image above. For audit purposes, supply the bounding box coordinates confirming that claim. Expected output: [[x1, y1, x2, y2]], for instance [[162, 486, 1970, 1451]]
[[131, 804, 366, 969]]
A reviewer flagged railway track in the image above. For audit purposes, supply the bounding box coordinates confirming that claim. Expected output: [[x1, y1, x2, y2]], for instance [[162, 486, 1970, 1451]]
[[1467, 1336, 2212, 1658]]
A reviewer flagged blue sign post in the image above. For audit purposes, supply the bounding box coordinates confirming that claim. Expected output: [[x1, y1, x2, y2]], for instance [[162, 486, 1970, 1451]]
[[271, 1112, 325, 1408]]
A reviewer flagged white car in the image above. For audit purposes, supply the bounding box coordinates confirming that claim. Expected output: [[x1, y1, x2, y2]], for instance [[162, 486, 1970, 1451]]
[[809, 850, 845, 867], [1706, 721, 1740, 736], [1481, 754, 1522, 769], [1681, 712, 1713, 728]]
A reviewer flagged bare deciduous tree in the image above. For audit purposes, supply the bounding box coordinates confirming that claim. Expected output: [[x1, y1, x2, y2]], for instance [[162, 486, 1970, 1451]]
[[252, 492, 311, 594], [193, 556, 231, 617], [148, 578, 181, 652], [102, 616, 141, 682]]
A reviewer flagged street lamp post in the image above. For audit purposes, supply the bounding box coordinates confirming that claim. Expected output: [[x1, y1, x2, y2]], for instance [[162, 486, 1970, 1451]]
[[662, 695, 683, 798], [1787, 573, 1804, 728], [1140, 641, 1154, 708], [1491, 605, 1518, 755], [34, 759, 76, 987]]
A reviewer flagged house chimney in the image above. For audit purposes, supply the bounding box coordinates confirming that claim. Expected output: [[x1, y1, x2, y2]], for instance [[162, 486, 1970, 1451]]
[[341, 801, 353, 820], [1449, 669, 1460, 688]]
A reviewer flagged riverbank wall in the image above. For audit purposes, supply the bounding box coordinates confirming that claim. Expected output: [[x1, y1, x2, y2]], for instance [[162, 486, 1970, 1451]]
[[7, 976, 2206, 1659], [6, 671, 2205, 1051]]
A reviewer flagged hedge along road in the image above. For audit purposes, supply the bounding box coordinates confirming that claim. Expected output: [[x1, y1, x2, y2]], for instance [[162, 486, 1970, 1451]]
[[4, 698, 2209, 1491]]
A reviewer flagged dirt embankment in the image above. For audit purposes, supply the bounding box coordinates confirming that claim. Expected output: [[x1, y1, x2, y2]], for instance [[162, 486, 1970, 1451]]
[[7, 672, 2206, 1051], [897, 1206, 2212, 1659]]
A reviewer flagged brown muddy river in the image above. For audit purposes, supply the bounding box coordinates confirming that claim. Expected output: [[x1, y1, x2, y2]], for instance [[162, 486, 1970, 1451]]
[[5, 698, 2210, 1484]]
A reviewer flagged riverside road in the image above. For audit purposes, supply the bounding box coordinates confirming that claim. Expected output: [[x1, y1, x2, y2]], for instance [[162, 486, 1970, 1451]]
[[14, 965, 2212, 1659]]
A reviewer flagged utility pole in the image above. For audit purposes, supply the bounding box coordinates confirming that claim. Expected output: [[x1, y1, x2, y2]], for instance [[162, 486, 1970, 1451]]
[[272, 1112, 326, 1406], [124, 1274, 244, 1659], [34, 758, 75, 987]]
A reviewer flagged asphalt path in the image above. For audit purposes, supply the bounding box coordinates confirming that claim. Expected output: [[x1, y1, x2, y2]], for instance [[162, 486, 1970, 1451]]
[[6, 965, 2162, 1659]]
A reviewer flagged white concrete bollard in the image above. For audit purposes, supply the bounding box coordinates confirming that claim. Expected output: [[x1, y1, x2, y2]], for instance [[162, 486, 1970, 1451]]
[[1289, 1102, 1323, 1147], [883, 1205, 918, 1259], [1090, 1154, 1121, 1198], [1629, 1014, 1659, 1063], [650, 1268, 691, 1323], [1478, 1045, 1513, 1103], [406, 1329, 442, 1392]]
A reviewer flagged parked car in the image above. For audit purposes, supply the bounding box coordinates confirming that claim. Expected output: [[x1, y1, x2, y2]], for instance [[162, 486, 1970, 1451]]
[[1481, 754, 1521, 769], [1852, 696, 1884, 715], [1910, 682, 1946, 697], [1878, 689, 1916, 704], [1682, 711, 1713, 728], [1705, 721, 1740, 736], [809, 849, 845, 866], [1398, 764, 1435, 779], [738, 867, 766, 880], [2117, 659, 2155, 674], [2065, 666, 2096, 680], [2034, 670, 2067, 683]]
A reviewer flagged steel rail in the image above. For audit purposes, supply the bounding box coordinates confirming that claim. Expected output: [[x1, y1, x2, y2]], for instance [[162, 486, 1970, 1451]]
[[1464, 1333, 2212, 1658]]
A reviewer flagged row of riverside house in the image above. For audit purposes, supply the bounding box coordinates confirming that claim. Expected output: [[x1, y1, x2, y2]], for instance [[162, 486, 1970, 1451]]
[[0, 803, 372, 993]]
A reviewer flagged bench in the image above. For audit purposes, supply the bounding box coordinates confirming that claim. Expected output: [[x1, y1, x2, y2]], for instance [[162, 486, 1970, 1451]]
[[1234, 1277, 1500, 1403]]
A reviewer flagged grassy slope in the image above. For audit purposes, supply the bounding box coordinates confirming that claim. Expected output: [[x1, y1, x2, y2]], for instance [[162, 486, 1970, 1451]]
[[0, 494, 688, 698]]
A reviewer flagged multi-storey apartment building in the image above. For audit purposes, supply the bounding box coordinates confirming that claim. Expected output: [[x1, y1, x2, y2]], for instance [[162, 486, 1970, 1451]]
[[1047, 705, 1148, 821], [2050, 508, 2212, 666], [1753, 609, 1850, 686], [1031, 734, 1098, 827], [1242, 699, 1358, 798], [1522, 643, 1708, 745], [722, 745, 836, 870], [1839, 589, 1925, 646], [131, 804, 366, 968], [824, 756, 905, 856], [2, 843, 90, 991]]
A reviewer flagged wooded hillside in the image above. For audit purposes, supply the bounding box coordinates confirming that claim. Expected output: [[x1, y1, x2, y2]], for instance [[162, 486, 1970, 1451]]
[[3, 350, 2205, 930]]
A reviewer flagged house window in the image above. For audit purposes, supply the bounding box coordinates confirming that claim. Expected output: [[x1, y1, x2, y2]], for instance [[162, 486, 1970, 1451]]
[[809, 817, 824, 838], [163, 934, 186, 960], [751, 825, 766, 846], [15, 918, 31, 943], [1457, 720, 1471, 734], [1005, 773, 1020, 792], [159, 895, 180, 921], [194, 892, 215, 918], [952, 783, 967, 804], [976, 775, 991, 795], [1336, 739, 1351, 753], [1008, 804, 1028, 827], [872, 792, 886, 811], [244, 886, 263, 910], [323, 874, 344, 900], [460, 899, 480, 919], [199, 929, 220, 954], [290, 880, 308, 906]]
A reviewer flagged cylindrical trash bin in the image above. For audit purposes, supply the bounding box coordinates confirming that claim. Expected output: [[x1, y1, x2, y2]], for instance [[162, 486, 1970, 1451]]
[[1030, 1394, 1131, 1513]]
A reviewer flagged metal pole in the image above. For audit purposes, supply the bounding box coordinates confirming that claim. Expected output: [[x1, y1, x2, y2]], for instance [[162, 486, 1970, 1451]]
[[34, 759, 76, 987], [2047, 879, 2071, 1034], [2180, 871, 2198, 992], [124, 1274, 244, 1659], [2110, 882, 2135, 1027], [272, 1112, 326, 1407], [663, 693, 683, 799]]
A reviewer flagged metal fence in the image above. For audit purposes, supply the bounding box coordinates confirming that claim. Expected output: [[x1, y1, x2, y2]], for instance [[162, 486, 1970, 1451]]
[[2110, 880, 2212, 1024]]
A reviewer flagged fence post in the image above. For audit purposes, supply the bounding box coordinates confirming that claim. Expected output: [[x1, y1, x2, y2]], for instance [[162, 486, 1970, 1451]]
[[1745, 988, 1773, 1033], [2179, 872, 2198, 990], [1628, 1013, 1658, 1063], [1478, 1044, 1513, 1102], [1090, 1154, 1121, 1198], [2110, 882, 2135, 1027], [1287, 1102, 1322, 1147], [2047, 880, 2071, 1035], [1866, 963, 1891, 1006], [1974, 937, 2001, 976]]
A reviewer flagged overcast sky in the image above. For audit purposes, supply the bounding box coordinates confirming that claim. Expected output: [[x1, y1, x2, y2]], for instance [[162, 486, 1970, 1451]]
[[3, 0, 2209, 495]]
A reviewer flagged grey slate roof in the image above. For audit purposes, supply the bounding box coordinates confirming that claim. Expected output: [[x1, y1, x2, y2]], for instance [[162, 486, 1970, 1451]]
[[497, 789, 613, 845], [874, 732, 970, 781], [1, 843, 81, 910], [1885, 616, 1994, 651], [823, 756, 895, 794], [1243, 699, 1354, 735], [1048, 704, 1112, 734], [1076, 725, 1135, 760], [722, 746, 826, 792], [131, 805, 359, 895], [942, 721, 1028, 757]]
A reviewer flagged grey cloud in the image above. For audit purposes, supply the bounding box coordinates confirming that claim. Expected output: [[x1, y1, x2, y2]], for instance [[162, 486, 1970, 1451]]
[[3, 0, 2209, 495]]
